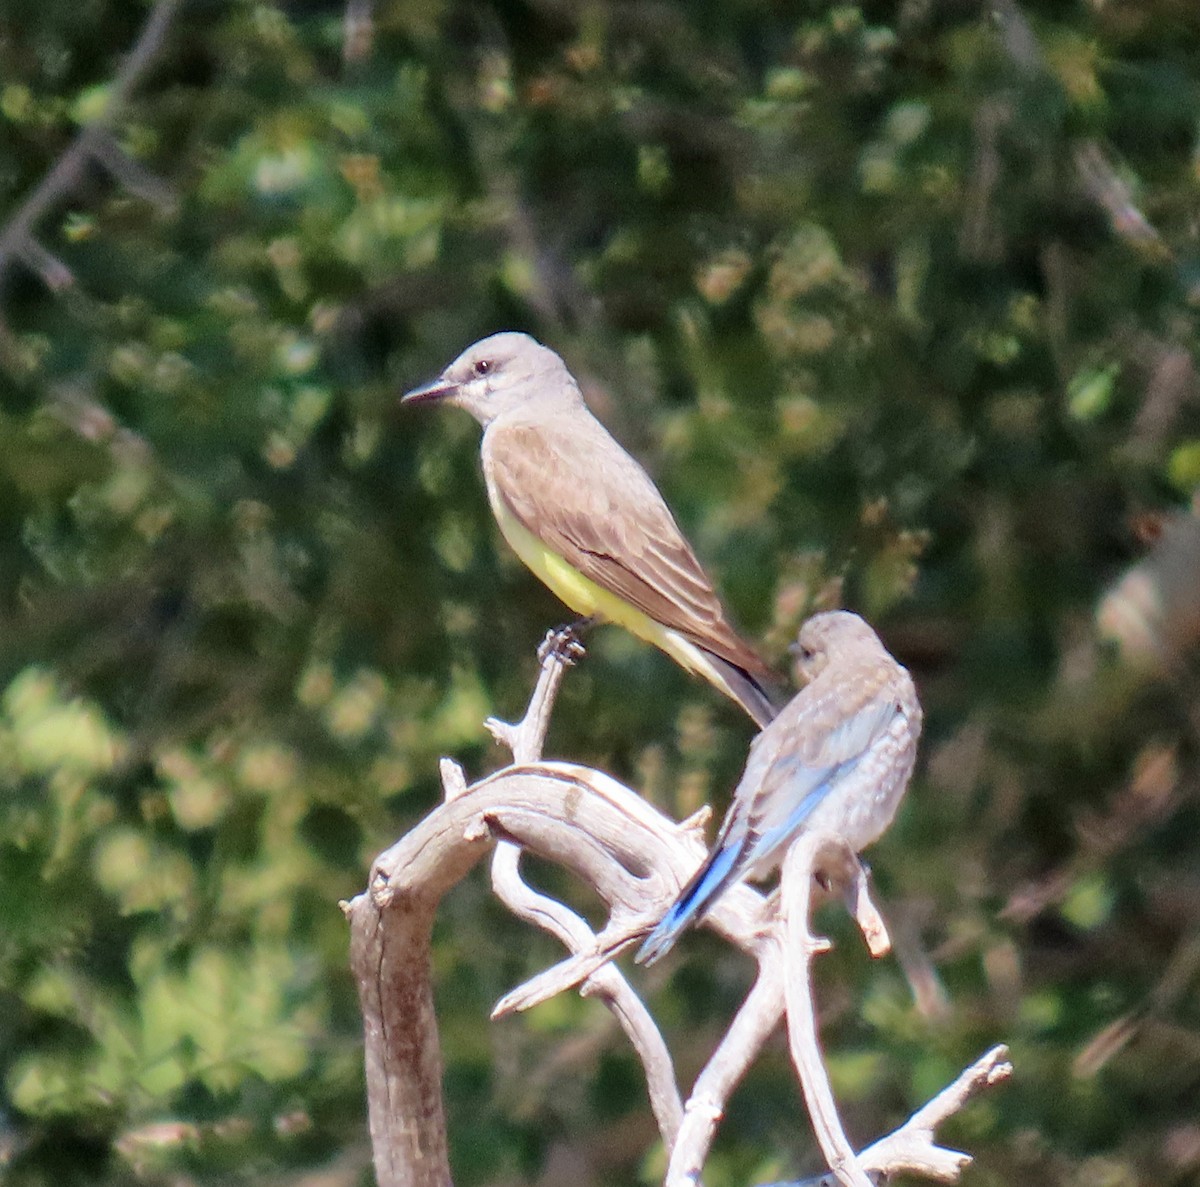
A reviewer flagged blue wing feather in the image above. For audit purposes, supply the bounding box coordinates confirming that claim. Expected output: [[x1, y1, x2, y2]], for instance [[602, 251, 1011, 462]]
[[636, 844, 741, 965], [739, 769, 841, 874], [636, 683, 901, 966]]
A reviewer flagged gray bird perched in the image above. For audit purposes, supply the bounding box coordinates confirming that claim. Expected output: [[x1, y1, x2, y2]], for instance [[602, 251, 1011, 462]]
[[638, 610, 921, 965], [403, 332, 779, 727]]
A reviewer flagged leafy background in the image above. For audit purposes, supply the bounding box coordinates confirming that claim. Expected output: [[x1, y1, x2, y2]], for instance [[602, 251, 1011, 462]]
[[2, 0, 1200, 1184]]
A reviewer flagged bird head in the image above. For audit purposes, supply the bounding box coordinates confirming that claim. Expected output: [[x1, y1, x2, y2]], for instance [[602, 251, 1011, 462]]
[[788, 610, 884, 682], [401, 332, 579, 427]]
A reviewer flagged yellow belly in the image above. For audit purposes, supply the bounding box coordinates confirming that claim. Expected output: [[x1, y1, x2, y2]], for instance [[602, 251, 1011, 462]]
[[492, 496, 714, 681]]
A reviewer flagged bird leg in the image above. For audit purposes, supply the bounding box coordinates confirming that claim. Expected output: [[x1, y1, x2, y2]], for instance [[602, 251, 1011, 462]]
[[537, 617, 594, 665]]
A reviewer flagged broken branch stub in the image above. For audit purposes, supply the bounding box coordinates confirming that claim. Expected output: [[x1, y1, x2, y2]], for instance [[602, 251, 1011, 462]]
[[348, 643, 1009, 1187]]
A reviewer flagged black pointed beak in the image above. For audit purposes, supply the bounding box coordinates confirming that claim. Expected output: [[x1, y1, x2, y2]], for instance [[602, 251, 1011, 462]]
[[400, 376, 457, 406]]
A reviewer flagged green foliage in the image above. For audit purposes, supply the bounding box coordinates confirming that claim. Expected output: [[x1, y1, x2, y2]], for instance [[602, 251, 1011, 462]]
[[2, 0, 1200, 1184]]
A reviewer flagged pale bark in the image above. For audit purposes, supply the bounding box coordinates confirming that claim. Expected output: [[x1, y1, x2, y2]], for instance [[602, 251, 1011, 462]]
[[347, 638, 1011, 1187]]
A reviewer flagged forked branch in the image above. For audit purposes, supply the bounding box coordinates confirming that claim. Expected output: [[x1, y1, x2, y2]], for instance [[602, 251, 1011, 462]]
[[346, 638, 1010, 1187]]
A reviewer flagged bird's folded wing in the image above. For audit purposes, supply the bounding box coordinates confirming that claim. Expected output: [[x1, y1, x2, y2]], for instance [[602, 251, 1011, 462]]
[[741, 672, 901, 839], [488, 419, 773, 678]]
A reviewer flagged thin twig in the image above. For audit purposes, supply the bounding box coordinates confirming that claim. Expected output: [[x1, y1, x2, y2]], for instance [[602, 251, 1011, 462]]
[[491, 844, 685, 1145], [483, 628, 579, 763], [790, 1045, 1013, 1186], [865, 1043, 1011, 1175], [990, 0, 1169, 259], [665, 958, 787, 1187], [0, 0, 182, 297], [343, 0, 375, 65], [89, 130, 178, 211]]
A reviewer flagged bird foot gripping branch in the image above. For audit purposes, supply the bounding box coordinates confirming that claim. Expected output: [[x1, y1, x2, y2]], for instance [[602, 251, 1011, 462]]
[[347, 631, 1010, 1187], [536, 620, 591, 666]]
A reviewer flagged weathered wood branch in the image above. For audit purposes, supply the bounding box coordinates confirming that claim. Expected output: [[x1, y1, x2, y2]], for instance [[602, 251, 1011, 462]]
[[790, 1044, 1013, 1187], [347, 640, 1010, 1187], [344, 638, 759, 1187]]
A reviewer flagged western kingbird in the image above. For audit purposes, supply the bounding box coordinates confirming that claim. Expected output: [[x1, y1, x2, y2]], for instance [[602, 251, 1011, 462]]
[[402, 332, 779, 727], [637, 610, 921, 964]]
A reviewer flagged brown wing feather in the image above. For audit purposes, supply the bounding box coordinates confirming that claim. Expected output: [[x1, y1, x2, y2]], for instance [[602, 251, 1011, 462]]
[[485, 417, 773, 679]]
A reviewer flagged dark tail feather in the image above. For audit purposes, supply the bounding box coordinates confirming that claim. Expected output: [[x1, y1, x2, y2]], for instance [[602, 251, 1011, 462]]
[[703, 651, 781, 728], [636, 843, 741, 966]]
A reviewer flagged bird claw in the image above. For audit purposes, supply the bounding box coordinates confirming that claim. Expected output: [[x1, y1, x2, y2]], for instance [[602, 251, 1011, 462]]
[[538, 622, 589, 666]]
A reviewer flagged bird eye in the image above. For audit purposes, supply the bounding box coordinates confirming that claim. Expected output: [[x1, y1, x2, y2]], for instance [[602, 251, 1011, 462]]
[[790, 644, 815, 663], [474, 359, 492, 377]]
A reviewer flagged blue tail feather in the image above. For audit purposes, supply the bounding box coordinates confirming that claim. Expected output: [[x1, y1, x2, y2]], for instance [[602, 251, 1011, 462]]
[[636, 844, 741, 966]]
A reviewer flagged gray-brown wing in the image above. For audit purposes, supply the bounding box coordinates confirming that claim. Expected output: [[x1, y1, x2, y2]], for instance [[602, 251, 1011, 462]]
[[711, 665, 906, 872], [486, 418, 773, 679], [743, 667, 901, 821]]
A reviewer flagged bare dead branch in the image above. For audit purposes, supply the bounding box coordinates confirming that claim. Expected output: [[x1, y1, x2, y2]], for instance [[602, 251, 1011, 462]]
[[16, 237, 75, 292], [0, 0, 182, 300], [491, 842, 685, 1145], [484, 636, 682, 1141], [343, 0, 376, 66], [486, 628, 684, 1154], [483, 626, 582, 763], [990, 0, 1170, 260], [89, 130, 178, 212], [782, 834, 874, 1187], [349, 641, 1008, 1187], [346, 637, 777, 1186], [665, 957, 786, 1187], [791, 1045, 1013, 1187]]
